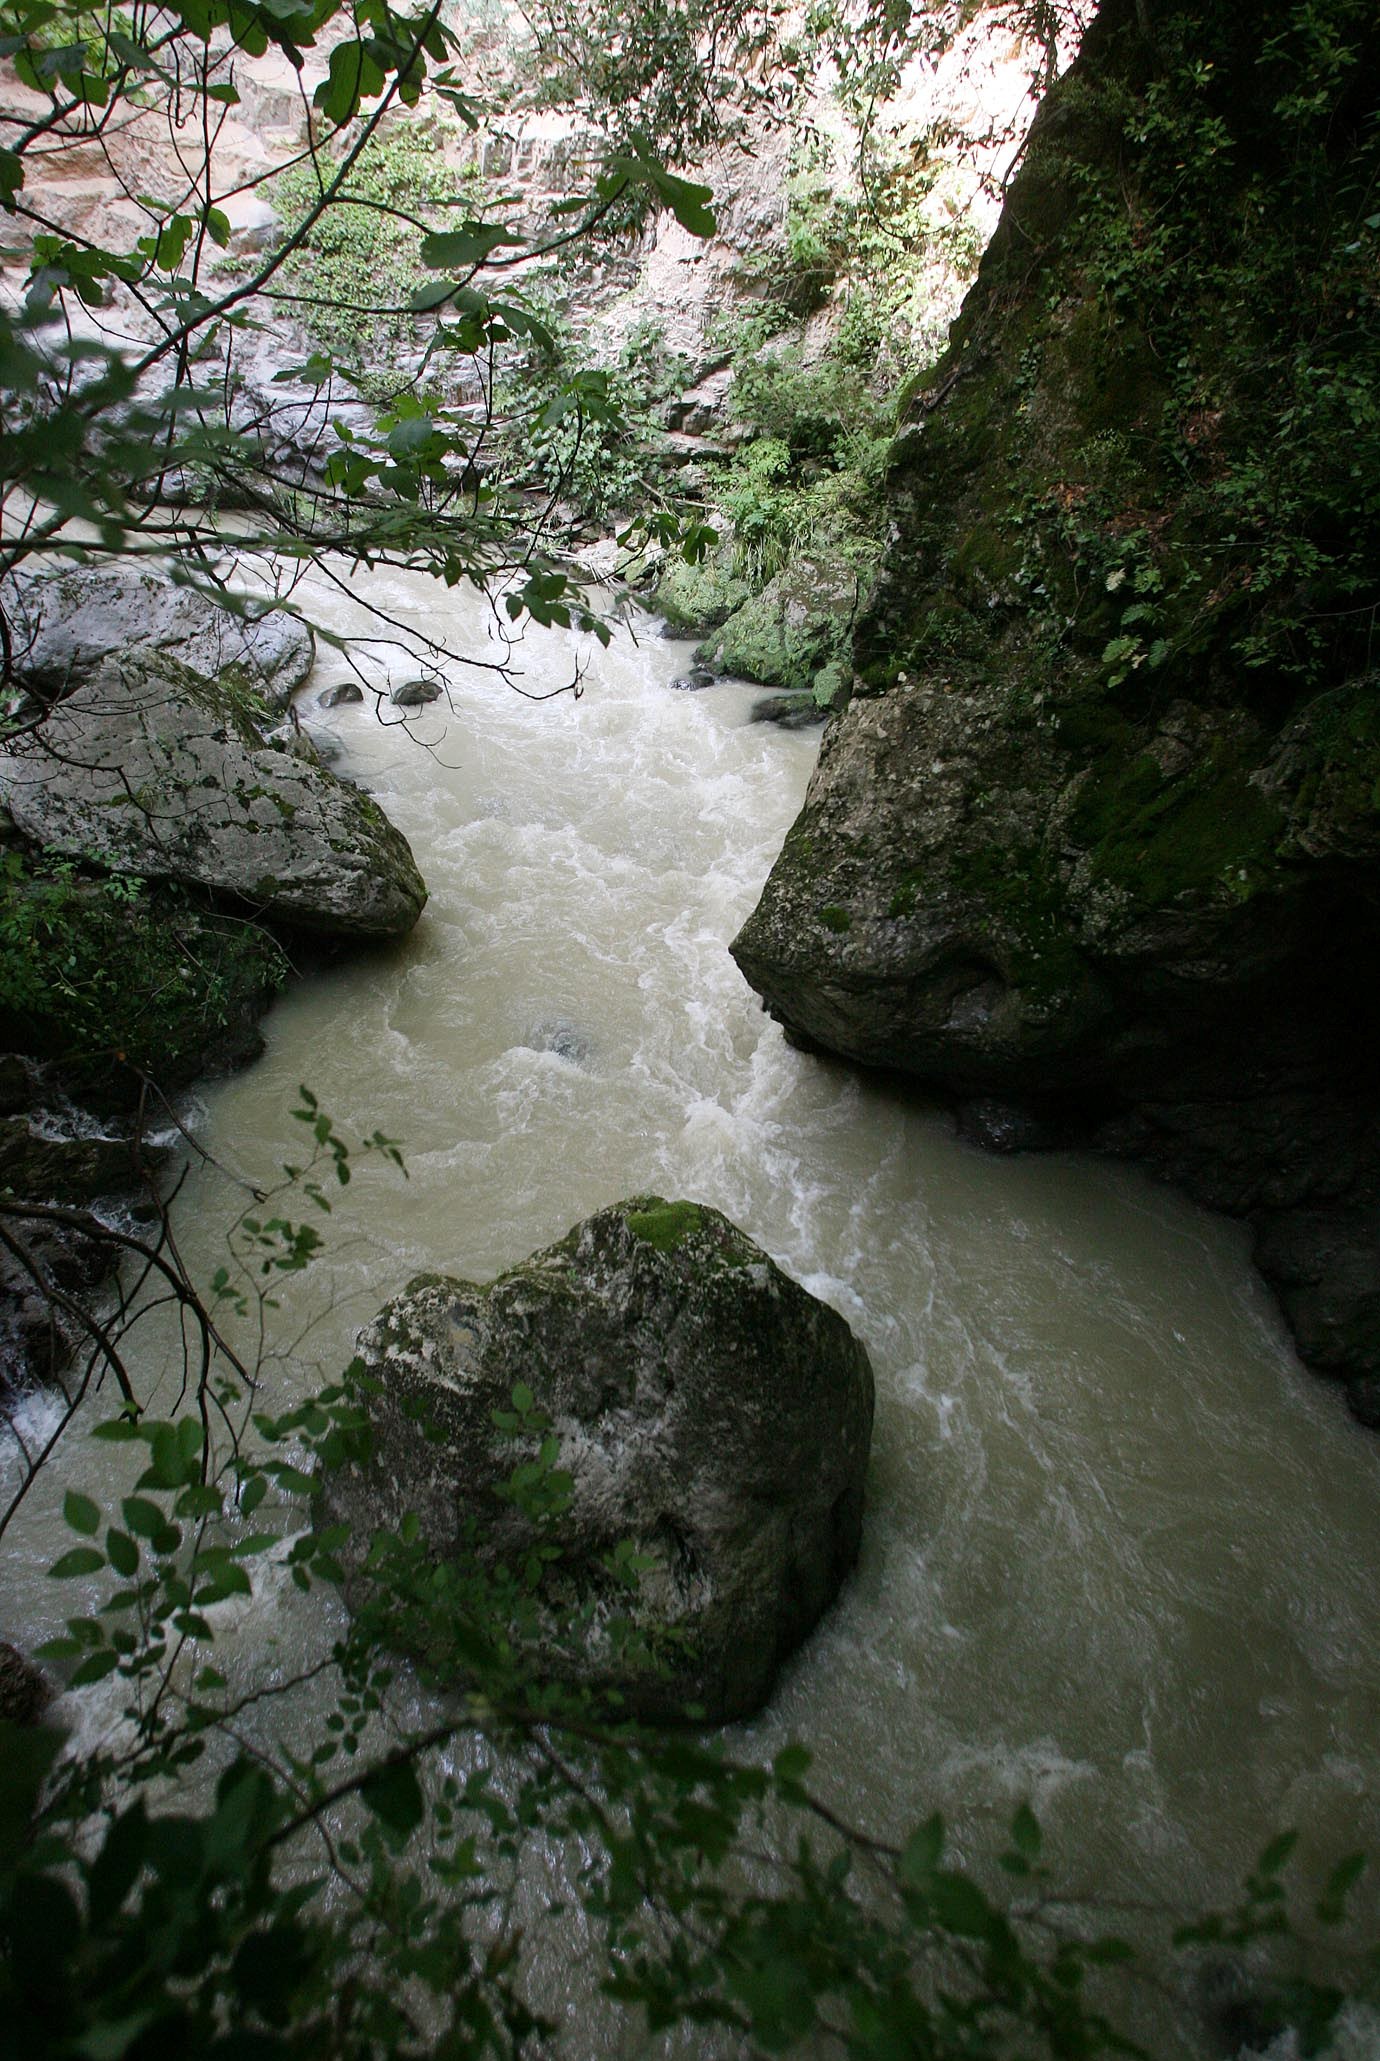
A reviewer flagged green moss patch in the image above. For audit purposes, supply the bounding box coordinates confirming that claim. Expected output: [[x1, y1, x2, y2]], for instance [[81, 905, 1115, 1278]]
[[625, 1200, 704, 1253], [1071, 749, 1284, 907]]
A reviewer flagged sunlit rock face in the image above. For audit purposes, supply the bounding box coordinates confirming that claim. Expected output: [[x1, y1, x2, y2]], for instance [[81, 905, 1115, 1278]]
[[5, 566, 316, 711], [0, 652, 426, 939]]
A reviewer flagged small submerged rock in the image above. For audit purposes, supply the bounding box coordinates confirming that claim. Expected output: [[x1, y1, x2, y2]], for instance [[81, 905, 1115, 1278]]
[[326, 1196, 875, 1721], [957, 1098, 1064, 1156], [749, 691, 825, 730], [527, 1017, 593, 1065], [391, 678, 444, 709], [318, 682, 364, 710], [668, 668, 716, 693]]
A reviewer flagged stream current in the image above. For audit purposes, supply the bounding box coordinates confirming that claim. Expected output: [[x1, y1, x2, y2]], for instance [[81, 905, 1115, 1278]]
[[8, 566, 1380, 2048]]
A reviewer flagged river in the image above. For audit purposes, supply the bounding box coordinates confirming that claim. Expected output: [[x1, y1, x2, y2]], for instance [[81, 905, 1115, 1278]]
[[7, 564, 1380, 2052]]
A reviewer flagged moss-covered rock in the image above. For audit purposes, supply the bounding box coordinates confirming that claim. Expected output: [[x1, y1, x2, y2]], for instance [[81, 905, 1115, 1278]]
[[325, 1196, 875, 1721], [0, 855, 286, 1105], [0, 652, 426, 939], [733, 0, 1380, 1415], [650, 545, 752, 638], [698, 548, 866, 692]]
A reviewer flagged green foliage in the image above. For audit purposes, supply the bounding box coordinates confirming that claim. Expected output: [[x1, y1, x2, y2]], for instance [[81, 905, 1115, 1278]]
[[700, 115, 988, 598], [1027, 0, 1380, 707], [707, 322, 891, 585], [0, 847, 287, 1085], [0, 0, 723, 666], [270, 114, 467, 363], [496, 309, 691, 524]]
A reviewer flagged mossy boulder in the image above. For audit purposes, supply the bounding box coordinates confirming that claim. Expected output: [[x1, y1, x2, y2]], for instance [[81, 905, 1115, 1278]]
[[733, 0, 1380, 1415], [650, 544, 752, 638], [698, 548, 866, 693], [5, 564, 315, 712], [325, 1196, 875, 1721], [0, 865, 286, 1107], [0, 653, 426, 939]]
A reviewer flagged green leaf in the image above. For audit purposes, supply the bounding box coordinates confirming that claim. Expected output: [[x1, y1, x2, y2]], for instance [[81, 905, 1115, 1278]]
[[900, 1812, 944, 1884], [1317, 1851, 1366, 1924], [122, 1496, 167, 1540], [1256, 1829, 1300, 1877], [49, 1546, 105, 1579], [0, 1721, 63, 1864], [772, 1744, 811, 1787], [1011, 1801, 1041, 1860], [63, 1490, 100, 1536], [69, 1649, 120, 1686], [105, 1530, 139, 1579], [0, 147, 22, 209], [928, 1870, 1000, 1941], [1086, 1936, 1135, 1965], [90, 1417, 139, 1442], [419, 222, 518, 271], [314, 38, 385, 125], [644, 162, 716, 238], [361, 1757, 424, 1838]]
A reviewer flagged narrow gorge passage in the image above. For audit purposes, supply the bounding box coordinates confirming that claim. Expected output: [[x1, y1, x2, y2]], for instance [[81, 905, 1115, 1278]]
[[7, 565, 1378, 2049]]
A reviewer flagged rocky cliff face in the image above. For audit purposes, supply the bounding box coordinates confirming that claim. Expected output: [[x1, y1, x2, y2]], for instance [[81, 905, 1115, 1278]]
[[733, 0, 1380, 1423]]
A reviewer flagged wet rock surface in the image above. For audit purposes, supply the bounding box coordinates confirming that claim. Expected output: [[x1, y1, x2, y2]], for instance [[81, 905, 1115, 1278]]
[[0, 652, 426, 939], [749, 691, 825, 729], [391, 678, 444, 708], [4, 565, 316, 712], [326, 1197, 875, 1720]]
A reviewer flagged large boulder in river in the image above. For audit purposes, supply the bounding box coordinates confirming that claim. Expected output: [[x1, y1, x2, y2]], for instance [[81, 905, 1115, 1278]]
[[5, 565, 316, 711], [326, 1197, 875, 1721], [0, 653, 425, 939], [732, 0, 1380, 1421], [697, 548, 871, 694]]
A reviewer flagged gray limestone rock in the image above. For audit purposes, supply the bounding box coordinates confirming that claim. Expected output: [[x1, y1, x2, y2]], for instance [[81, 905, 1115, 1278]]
[[325, 1196, 875, 1721], [391, 678, 443, 709], [5, 565, 316, 711], [0, 653, 426, 939]]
